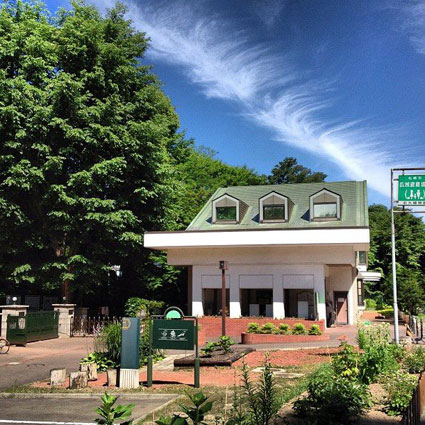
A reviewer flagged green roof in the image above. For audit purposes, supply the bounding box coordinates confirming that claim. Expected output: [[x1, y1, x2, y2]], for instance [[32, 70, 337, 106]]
[[187, 180, 368, 231]]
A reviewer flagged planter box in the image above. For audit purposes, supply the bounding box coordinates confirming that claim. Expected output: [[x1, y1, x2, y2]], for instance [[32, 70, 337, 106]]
[[241, 332, 329, 344], [198, 317, 325, 339]]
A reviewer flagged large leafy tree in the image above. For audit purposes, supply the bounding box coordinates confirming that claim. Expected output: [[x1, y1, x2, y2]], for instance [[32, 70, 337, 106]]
[[368, 204, 425, 311], [268, 157, 327, 184], [0, 0, 179, 302]]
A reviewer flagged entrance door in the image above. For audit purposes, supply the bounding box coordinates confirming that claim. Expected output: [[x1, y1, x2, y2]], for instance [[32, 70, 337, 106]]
[[334, 291, 348, 325]]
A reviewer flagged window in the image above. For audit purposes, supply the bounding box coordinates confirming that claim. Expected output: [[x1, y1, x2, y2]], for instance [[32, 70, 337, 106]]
[[263, 204, 285, 221], [259, 192, 289, 222], [357, 279, 365, 306], [216, 206, 237, 221], [358, 251, 367, 265], [313, 202, 337, 218], [212, 194, 241, 223], [310, 189, 341, 221]]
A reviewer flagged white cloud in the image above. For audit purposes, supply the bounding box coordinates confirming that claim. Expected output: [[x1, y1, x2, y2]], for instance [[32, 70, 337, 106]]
[[400, 1, 425, 55], [93, 0, 414, 197]]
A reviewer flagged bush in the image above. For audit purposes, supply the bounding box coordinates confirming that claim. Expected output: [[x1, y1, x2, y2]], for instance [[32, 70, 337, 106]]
[[308, 324, 322, 335], [95, 392, 134, 425], [294, 364, 371, 424], [260, 323, 277, 334], [404, 346, 425, 373], [80, 352, 117, 372], [278, 323, 290, 334], [247, 322, 260, 333], [332, 343, 361, 380], [377, 308, 394, 319], [381, 370, 417, 416], [365, 298, 377, 310], [292, 323, 307, 335], [357, 324, 399, 384], [124, 297, 165, 317], [216, 335, 235, 353]]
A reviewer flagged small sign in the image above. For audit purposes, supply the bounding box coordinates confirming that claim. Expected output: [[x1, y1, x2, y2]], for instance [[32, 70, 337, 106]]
[[152, 319, 194, 350], [398, 175, 425, 205]]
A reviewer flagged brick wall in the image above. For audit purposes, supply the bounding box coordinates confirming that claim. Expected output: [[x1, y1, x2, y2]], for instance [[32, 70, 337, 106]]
[[198, 316, 326, 339]]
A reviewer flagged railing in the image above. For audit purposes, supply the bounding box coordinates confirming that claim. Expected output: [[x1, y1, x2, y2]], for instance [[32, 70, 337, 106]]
[[403, 372, 425, 425], [71, 316, 121, 336]]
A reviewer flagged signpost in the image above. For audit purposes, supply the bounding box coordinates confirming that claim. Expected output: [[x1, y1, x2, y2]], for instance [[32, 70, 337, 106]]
[[391, 169, 425, 344], [148, 307, 200, 388], [119, 317, 140, 388]]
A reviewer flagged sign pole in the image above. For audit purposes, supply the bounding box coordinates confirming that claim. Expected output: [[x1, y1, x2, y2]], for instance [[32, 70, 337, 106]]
[[147, 318, 153, 387], [221, 267, 226, 336], [391, 168, 400, 344]]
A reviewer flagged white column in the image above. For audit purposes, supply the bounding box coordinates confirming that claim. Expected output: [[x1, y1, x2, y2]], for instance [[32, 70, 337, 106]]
[[273, 279, 285, 319], [347, 277, 355, 325], [315, 267, 327, 323], [230, 276, 241, 318], [191, 271, 203, 317], [52, 304, 75, 338]]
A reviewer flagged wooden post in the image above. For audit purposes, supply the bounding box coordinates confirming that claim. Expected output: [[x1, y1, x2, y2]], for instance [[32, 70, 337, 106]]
[[419, 372, 425, 424], [221, 268, 226, 336]]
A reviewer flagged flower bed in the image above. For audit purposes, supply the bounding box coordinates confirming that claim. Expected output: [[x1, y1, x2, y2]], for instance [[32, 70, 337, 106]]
[[242, 332, 329, 344]]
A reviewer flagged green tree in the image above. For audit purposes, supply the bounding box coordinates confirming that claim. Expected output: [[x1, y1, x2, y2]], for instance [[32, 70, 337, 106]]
[[267, 157, 327, 184], [368, 204, 425, 309], [0, 0, 180, 302]]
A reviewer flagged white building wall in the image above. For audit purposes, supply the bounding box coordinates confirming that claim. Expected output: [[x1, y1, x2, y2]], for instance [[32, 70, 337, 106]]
[[169, 246, 357, 325]]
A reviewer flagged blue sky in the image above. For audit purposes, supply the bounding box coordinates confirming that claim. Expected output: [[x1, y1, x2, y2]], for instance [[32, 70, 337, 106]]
[[47, 0, 425, 205]]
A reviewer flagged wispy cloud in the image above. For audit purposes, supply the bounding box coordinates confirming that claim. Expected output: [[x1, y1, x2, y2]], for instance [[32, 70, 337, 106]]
[[249, 0, 287, 29], [400, 1, 425, 55], [93, 0, 414, 197]]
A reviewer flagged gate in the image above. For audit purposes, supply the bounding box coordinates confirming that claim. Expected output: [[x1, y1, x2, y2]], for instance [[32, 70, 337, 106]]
[[71, 316, 121, 336], [7, 311, 59, 346]]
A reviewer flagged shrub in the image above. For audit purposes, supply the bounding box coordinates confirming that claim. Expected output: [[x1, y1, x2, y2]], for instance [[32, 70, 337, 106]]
[[332, 343, 360, 380], [308, 324, 322, 335], [201, 341, 216, 357], [80, 352, 117, 372], [95, 392, 134, 425], [377, 308, 394, 319], [294, 364, 371, 424], [365, 298, 377, 310], [124, 297, 165, 317], [260, 323, 277, 334], [247, 322, 261, 333], [404, 346, 425, 373], [241, 355, 280, 425], [292, 323, 307, 335], [357, 323, 399, 384], [381, 370, 417, 416], [278, 323, 290, 334], [216, 336, 236, 353]]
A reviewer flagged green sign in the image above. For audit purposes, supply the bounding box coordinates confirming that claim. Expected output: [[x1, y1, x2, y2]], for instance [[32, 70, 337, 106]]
[[152, 319, 194, 350], [398, 175, 425, 205]]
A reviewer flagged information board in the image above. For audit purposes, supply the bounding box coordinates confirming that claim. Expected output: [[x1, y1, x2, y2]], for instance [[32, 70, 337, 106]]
[[398, 175, 425, 205], [152, 319, 194, 350]]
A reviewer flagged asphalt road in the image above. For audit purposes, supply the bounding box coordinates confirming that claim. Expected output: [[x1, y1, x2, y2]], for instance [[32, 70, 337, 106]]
[[0, 338, 94, 390], [0, 393, 178, 424]]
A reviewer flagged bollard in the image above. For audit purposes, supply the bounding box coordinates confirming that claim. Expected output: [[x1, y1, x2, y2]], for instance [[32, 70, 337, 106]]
[[147, 355, 153, 387], [194, 357, 200, 388]]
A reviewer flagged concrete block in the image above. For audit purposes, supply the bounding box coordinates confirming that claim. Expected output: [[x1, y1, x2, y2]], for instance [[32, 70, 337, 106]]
[[119, 368, 139, 389], [69, 371, 88, 389], [107, 369, 117, 387], [80, 363, 97, 381], [50, 368, 66, 386]]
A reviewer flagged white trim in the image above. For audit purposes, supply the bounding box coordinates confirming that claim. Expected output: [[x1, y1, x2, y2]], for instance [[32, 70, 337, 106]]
[[239, 274, 273, 289], [358, 271, 381, 281], [144, 228, 370, 249], [259, 192, 288, 222], [212, 194, 239, 223], [310, 189, 341, 221]]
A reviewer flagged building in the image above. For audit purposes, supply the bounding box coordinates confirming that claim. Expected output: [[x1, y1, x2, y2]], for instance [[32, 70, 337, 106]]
[[144, 180, 378, 326]]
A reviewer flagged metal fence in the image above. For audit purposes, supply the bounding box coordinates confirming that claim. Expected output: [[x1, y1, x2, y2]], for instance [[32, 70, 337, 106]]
[[7, 311, 59, 345], [71, 316, 121, 336]]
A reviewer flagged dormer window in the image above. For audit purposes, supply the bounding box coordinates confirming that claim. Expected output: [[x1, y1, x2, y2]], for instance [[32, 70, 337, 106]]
[[259, 192, 290, 222], [212, 194, 242, 223], [310, 189, 341, 221]]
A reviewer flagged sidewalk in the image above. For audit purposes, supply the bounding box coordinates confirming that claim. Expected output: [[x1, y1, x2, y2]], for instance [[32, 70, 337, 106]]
[[0, 337, 94, 390]]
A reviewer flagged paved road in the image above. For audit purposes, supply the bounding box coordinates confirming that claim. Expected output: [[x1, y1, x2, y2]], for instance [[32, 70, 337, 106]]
[[0, 338, 94, 390], [0, 393, 178, 424]]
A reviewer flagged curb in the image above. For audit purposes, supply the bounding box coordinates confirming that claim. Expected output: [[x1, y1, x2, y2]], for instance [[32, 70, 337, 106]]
[[0, 392, 179, 400]]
